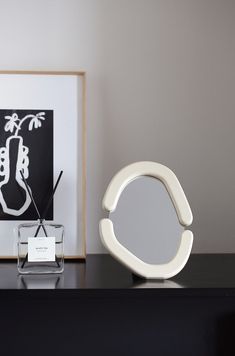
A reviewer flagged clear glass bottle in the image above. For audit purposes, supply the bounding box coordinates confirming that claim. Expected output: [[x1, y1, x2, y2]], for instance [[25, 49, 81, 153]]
[[17, 219, 64, 274]]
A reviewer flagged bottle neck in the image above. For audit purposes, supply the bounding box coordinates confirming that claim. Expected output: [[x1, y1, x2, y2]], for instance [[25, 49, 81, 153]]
[[37, 218, 45, 225]]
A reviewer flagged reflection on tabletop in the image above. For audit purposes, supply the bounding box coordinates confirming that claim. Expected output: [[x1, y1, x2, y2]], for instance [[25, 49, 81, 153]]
[[16, 262, 86, 289], [17, 274, 64, 289], [132, 278, 185, 289]]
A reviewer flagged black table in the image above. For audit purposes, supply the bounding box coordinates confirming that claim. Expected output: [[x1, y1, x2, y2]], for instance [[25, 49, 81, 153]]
[[0, 254, 234, 356]]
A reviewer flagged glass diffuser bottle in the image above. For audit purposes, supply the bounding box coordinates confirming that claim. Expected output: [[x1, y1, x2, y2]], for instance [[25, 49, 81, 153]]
[[17, 170, 64, 274], [17, 219, 64, 274]]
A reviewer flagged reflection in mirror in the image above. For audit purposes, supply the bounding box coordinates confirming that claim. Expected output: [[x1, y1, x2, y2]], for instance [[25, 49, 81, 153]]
[[110, 176, 183, 265]]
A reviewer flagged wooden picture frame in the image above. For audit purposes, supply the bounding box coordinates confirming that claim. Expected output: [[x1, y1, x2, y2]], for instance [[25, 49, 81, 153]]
[[0, 71, 86, 259]]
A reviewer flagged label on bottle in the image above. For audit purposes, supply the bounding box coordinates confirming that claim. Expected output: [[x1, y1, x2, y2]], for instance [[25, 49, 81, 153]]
[[28, 236, 55, 262]]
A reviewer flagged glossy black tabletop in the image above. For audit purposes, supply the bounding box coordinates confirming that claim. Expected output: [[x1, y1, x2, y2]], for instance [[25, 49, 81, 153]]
[[0, 254, 235, 296]]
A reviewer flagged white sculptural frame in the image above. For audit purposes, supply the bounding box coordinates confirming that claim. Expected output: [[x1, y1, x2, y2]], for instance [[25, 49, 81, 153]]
[[100, 161, 193, 279]]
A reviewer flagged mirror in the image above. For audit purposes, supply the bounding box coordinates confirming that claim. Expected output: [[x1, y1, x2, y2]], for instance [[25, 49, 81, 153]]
[[100, 161, 193, 279], [110, 176, 183, 264]]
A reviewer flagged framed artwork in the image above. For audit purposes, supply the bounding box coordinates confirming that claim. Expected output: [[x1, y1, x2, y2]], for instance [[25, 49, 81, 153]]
[[0, 71, 86, 258]]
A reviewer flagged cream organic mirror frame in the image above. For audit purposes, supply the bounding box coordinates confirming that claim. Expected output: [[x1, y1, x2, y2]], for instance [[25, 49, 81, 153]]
[[99, 161, 193, 279]]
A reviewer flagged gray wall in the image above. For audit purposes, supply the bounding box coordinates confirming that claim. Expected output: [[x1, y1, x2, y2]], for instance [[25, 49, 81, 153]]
[[0, 0, 234, 253]]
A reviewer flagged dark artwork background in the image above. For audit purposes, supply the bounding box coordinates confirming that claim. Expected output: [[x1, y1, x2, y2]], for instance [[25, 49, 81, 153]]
[[0, 109, 53, 220]]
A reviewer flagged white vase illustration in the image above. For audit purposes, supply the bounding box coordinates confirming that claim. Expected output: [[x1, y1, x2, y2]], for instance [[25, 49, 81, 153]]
[[0, 112, 46, 216], [0, 136, 31, 215]]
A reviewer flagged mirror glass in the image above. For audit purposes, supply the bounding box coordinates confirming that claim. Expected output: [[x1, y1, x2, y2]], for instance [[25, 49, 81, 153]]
[[110, 176, 183, 264]]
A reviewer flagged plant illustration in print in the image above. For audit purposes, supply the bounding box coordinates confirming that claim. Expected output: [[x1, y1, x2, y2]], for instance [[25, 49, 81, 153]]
[[0, 110, 53, 220]]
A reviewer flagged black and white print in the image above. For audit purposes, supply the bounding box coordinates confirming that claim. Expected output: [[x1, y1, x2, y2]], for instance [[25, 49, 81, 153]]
[[0, 109, 53, 220]]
